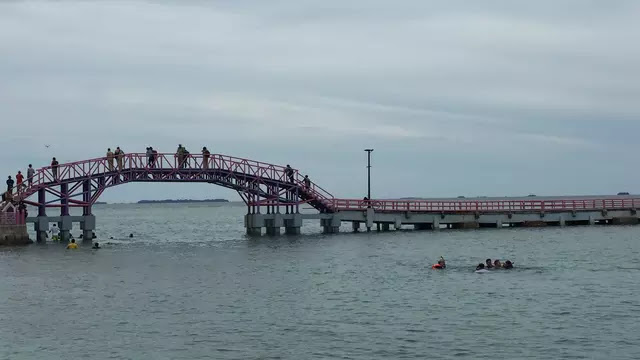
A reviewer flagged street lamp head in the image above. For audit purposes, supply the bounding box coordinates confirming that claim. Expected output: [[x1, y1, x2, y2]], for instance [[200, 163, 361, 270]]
[[364, 148, 374, 152]]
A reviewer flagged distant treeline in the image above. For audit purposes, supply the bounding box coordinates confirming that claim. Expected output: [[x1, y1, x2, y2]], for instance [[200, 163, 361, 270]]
[[137, 199, 229, 204]]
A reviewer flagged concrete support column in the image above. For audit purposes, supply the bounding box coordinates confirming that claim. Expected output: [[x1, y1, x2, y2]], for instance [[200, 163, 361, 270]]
[[266, 226, 281, 236], [496, 219, 503, 228], [394, 219, 402, 231], [365, 208, 374, 232], [59, 215, 72, 243], [414, 223, 430, 230], [37, 188, 46, 217], [432, 217, 440, 230], [35, 189, 48, 243], [588, 216, 596, 225], [60, 183, 69, 216], [559, 216, 566, 227], [321, 216, 340, 234], [352, 221, 360, 232], [81, 215, 96, 243], [284, 214, 302, 235], [245, 214, 265, 236], [265, 214, 283, 236], [34, 216, 49, 243]]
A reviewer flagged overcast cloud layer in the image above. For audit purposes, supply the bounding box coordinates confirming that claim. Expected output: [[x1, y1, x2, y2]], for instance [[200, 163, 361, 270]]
[[1, 1, 639, 202]]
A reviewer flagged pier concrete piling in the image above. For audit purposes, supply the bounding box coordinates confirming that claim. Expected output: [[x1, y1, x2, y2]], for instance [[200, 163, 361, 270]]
[[284, 215, 302, 235], [238, 199, 640, 238], [81, 215, 96, 243], [34, 216, 48, 243], [59, 216, 73, 243]]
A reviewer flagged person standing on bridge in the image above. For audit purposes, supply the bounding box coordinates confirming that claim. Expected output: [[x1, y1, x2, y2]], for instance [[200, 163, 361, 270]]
[[183, 146, 190, 168], [146, 147, 153, 167], [285, 165, 294, 183], [115, 147, 124, 171], [107, 148, 114, 171], [202, 147, 210, 169], [303, 175, 311, 189], [6, 175, 14, 193], [27, 164, 35, 188], [151, 147, 158, 168], [15, 171, 24, 193], [51, 157, 59, 180], [176, 144, 184, 169]]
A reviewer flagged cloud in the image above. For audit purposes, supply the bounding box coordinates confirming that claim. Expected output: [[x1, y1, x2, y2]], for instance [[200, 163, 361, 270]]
[[1, 0, 639, 201]]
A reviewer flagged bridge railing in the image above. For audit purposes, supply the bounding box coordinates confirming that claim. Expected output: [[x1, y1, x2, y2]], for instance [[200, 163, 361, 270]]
[[10, 152, 335, 209], [331, 198, 640, 212]]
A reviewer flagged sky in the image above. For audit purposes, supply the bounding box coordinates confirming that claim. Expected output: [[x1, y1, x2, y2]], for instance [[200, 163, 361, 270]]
[[1, 0, 639, 203]]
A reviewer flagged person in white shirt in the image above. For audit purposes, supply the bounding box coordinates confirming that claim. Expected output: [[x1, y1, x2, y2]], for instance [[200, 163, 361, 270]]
[[50, 224, 60, 242]]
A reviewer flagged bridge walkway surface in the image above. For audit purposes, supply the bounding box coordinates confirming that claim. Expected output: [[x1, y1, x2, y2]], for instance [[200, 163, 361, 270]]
[[0, 153, 639, 240]]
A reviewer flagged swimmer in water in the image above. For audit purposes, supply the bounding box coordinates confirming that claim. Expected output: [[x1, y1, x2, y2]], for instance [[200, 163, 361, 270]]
[[66, 239, 78, 250], [92, 242, 100, 249], [503, 260, 514, 269], [432, 256, 446, 269], [493, 259, 502, 269], [475, 263, 489, 273], [485, 258, 494, 269], [129, 233, 133, 238]]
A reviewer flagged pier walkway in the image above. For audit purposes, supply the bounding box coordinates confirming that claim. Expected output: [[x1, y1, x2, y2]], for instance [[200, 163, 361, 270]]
[[1, 153, 639, 240]]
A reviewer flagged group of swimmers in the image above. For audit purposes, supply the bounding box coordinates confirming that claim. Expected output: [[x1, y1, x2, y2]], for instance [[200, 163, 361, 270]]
[[475, 258, 513, 272], [431, 256, 514, 272], [65, 238, 101, 250]]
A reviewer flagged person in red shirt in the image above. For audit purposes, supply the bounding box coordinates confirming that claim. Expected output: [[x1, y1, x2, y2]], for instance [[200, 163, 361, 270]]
[[16, 171, 24, 193]]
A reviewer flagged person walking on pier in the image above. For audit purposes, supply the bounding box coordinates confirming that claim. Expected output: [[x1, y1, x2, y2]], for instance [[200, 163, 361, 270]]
[[51, 157, 59, 180], [15, 171, 23, 193], [202, 147, 210, 169], [27, 164, 34, 188], [107, 148, 114, 171], [6, 176, 14, 193]]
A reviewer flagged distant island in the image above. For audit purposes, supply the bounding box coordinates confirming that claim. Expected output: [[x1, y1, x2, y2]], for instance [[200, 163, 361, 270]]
[[137, 199, 229, 204], [95, 201, 108, 205]]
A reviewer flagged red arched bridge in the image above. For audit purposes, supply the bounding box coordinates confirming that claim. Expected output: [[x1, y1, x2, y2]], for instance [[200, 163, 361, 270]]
[[2, 152, 640, 239]]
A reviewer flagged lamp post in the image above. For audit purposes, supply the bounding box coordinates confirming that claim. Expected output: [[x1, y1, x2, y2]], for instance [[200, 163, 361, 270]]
[[364, 149, 374, 200]]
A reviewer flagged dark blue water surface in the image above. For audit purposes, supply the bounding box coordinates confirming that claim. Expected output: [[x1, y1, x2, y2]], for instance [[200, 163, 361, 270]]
[[1, 203, 639, 359]]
